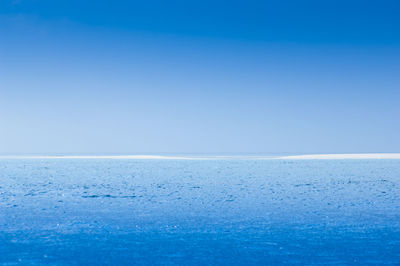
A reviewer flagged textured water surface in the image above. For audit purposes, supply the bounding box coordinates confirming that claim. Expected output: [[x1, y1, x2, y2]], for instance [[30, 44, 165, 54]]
[[1, 159, 400, 265]]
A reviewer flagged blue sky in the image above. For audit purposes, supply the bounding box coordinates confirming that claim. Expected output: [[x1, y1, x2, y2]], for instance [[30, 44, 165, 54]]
[[1, 0, 399, 154]]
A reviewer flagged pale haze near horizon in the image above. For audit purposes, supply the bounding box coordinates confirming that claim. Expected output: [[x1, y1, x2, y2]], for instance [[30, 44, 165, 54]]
[[1, 0, 399, 155]]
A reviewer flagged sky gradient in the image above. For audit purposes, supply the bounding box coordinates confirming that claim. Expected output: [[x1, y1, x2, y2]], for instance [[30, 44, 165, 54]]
[[1, 0, 399, 154]]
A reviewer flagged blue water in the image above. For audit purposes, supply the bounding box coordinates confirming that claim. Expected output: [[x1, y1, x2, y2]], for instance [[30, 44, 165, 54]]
[[1, 159, 400, 265]]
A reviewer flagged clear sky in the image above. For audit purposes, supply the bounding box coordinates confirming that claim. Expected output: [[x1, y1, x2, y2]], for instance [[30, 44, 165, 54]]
[[1, 0, 399, 154]]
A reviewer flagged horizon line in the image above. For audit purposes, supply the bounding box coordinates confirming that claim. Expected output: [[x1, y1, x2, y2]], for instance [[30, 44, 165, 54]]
[[0, 153, 400, 160]]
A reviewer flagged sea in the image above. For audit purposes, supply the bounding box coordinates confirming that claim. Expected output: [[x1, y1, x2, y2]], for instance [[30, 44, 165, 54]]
[[1, 158, 400, 265]]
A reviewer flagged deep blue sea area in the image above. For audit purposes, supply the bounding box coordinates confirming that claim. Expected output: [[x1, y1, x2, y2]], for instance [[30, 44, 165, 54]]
[[1, 159, 400, 265]]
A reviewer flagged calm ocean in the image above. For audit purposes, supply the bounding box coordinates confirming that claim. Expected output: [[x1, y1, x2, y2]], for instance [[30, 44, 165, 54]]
[[1, 159, 400, 264]]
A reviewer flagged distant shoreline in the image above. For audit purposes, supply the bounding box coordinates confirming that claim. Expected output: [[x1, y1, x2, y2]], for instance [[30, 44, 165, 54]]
[[0, 153, 400, 160]]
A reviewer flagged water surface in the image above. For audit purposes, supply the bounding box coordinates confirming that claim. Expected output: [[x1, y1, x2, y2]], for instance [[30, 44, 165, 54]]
[[1, 159, 400, 264]]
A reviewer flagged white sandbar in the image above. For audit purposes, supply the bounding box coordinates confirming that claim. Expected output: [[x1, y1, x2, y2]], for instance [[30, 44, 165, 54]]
[[277, 153, 400, 160]]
